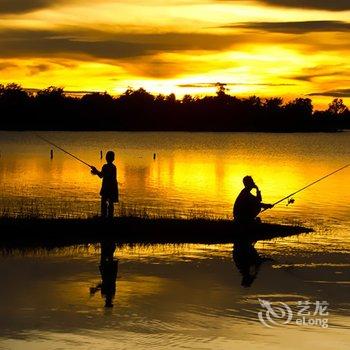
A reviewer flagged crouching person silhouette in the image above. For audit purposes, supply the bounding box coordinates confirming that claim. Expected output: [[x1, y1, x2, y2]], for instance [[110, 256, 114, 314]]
[[91, 151, 119, 219], [233, 176, 273, 223]]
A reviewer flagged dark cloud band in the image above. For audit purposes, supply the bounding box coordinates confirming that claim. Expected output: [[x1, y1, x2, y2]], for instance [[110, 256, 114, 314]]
[[221, 21, 350, 34], [308, 89, 350, 97], [218, 0, 350, 11], [0, 29, 246, 60], [0, 0, 65, 14], [260, 0, 350, 11]]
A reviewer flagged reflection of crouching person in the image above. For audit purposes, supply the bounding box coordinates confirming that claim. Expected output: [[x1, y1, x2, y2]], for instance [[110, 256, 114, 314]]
[[91, 151, 119, 219]]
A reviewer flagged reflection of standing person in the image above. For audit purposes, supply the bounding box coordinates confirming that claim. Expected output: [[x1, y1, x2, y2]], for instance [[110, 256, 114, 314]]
[[91, 151, 118, 218], [90, 240, 118, 308], [233, 176, 273, 223]]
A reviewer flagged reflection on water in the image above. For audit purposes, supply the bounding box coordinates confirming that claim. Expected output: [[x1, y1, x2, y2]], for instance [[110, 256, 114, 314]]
[[233, 240, 269, 288], [0, 132, 350, 349], [88, 240, 271, 309], [0, 241, 349, 350], [90, 240, 118, 308]]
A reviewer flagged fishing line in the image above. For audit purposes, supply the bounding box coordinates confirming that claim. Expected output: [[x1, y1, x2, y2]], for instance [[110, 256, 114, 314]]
[[35, 133, 93, 168], [263, 162, 350, 211]]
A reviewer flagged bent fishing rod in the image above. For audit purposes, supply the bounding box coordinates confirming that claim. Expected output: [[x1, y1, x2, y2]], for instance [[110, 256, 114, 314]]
[[35, 133, 93, 169], [263, 162, 350, 211]]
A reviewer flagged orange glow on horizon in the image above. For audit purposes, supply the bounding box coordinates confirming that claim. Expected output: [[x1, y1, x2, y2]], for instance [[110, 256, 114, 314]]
[[0, 1, 349, 109]]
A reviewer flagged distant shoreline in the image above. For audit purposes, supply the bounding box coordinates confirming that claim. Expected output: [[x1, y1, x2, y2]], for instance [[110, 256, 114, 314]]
[[1, 84, 349, 132], [0, 128, 343, 133]]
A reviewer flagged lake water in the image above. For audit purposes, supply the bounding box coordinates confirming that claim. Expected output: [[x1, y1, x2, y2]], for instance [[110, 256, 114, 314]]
[[0, 131, 349, 349]]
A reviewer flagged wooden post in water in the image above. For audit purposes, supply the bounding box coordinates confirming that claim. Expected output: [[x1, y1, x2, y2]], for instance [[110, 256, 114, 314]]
[[100, 150, 103, 159], [153, 153, 156, 160], [50, 149, 54, 159]]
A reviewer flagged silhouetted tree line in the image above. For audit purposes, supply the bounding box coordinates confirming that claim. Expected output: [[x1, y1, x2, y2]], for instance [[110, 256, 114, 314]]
[[0, 83, 349, 131]]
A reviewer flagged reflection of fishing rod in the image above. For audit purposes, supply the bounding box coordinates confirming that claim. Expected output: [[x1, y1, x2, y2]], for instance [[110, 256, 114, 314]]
[[263, 163, 350, 211], [35, 133, 93, 169]]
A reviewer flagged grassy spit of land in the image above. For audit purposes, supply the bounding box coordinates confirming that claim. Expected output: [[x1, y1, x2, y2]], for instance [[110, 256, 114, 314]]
[[0, 214, 313, 248]]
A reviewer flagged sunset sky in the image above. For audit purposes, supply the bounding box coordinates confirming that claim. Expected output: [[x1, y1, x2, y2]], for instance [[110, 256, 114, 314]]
[[1, 0, 350, 108]]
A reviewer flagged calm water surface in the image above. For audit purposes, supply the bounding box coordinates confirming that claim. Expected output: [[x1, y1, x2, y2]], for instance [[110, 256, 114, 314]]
[[0, 132, 349, 349]]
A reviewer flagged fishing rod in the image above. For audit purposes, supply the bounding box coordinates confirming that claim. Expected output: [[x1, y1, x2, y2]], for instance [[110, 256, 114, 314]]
[[263, 162, 350, 211], [35, 133, 93, 169]]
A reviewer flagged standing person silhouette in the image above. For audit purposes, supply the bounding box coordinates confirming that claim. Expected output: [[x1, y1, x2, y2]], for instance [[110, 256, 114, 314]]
[[233, 176, 273, 223], [91, 151, 119, 218]]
